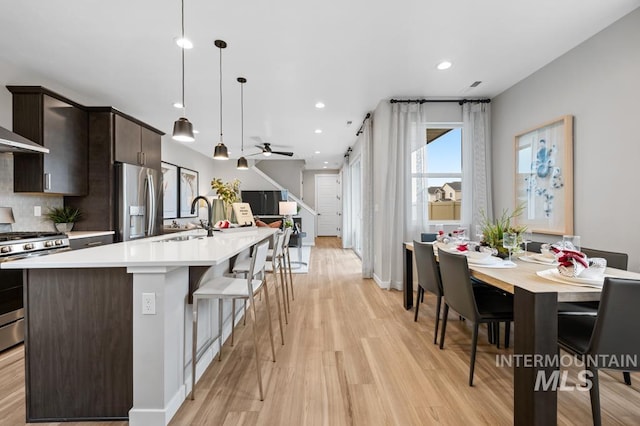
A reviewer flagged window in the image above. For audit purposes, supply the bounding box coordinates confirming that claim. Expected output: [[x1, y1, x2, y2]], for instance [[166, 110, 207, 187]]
[[411, 125, 462, 224]]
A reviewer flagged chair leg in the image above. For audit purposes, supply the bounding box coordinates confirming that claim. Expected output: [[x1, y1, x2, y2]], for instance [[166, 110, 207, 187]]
[[218, 299, 223, 362], [274, 270, 288, 325], [286, 248, 294, 301], [414, 287, 422, 322], [589, 368, 601, 426], [434, 295, 442, 345], [231, 299, 236, 346], [623, 371, 632, 385], [279, 260, 290, 314], [439, 304, 449, 350], [243, 300, 247, 326], [261, 284, 277, 362], [496, 322, 501, 349], [469, 323, 479, 386], [488, 323, 495, 344], [505, 321, 511, 349], [267, 274, 285, 345], [247, 292, 264, 401], [191, 296, 198, 400]]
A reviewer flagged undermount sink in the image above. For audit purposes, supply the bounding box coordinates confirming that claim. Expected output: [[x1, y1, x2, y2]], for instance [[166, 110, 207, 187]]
[[160, 235, 206, 242]]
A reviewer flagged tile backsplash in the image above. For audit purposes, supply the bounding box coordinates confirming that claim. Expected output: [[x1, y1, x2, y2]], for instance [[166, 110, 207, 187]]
[[0, 153, 63, 232]]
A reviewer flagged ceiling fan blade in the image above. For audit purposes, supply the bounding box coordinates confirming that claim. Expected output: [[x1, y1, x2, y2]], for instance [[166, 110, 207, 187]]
[[272, 151, 294, 157]]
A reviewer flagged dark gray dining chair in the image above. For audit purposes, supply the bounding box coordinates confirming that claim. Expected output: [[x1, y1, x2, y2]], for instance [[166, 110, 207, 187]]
[[558, 247, 631, 385], [557, 277, 640, 426], [412, 240, 443, 344], [437, 249, 514, 386]]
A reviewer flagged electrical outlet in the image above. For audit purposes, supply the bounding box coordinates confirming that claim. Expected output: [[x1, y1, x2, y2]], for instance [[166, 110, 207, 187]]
[[34, 206, 41, 216], [142, 292, 156, 315]]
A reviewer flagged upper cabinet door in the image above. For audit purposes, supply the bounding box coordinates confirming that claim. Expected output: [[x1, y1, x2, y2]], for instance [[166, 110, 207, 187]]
[[114, 114, 141, 165], [42, 95, 88, 195], [10, 88, 88, 195], [141, 127, 161, 170]]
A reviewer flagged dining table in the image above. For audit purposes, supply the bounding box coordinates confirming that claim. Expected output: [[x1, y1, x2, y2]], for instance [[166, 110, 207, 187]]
[[402, 242, 640, 426]]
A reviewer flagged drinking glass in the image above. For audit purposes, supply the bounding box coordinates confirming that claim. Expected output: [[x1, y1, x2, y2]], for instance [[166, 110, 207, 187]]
[[502, 232, 518, 265], [522, 230, 533, 254], [562, 235, 581, 252], [474, 225, 484, 243]]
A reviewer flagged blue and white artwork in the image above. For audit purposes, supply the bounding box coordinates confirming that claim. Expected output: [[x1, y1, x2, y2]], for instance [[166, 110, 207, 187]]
[[515, 116, 573, 235]]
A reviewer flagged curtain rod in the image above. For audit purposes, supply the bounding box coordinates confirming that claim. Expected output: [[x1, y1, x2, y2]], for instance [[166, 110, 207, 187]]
[[389, 98, 491, 105], [356, 112, 371, 136]]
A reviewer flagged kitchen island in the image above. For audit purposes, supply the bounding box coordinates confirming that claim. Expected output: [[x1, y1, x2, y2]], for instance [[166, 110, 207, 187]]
[[0, 227, 277, 425]]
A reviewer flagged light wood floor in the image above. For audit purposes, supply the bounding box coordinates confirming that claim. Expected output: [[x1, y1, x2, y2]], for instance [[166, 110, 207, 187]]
[[1, 236, 639, 425]]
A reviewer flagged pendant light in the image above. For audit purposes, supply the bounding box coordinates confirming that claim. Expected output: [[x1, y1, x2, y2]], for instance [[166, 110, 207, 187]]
[[213, 39, 229, 160], [172, 0, 195, 142], [237, 77, 249, 170]]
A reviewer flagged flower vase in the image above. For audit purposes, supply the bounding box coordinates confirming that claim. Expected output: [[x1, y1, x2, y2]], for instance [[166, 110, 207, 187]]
[[212, 199, 226, 224]]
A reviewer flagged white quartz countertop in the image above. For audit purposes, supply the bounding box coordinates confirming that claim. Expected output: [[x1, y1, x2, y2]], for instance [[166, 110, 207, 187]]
[[1, 228, 277, 269], [66, 230, 115, 240]]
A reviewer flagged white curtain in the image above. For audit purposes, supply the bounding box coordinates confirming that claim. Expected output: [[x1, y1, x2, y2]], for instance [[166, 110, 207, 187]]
[[379, 102, 427, 290], [461, 102, 493, 230], [341, 156, 352, 249], [360, 118, 374, 278]]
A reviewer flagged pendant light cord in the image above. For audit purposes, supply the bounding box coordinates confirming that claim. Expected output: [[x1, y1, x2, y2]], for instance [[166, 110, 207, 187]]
[[181, 0, 186, 115], [219, 46, 223, 142], [240, 81, 244, 153]]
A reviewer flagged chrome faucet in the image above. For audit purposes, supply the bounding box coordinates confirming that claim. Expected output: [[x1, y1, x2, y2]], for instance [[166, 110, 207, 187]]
[[190, 196, 214, 237]]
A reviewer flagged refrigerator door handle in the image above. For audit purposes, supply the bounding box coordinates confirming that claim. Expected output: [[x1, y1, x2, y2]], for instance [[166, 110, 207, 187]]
[[146, 172, 156, 236]]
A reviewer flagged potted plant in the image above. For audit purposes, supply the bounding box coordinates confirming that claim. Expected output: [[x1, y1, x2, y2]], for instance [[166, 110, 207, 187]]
[[479, 205, 526, 257], [46, 206, 82, 233], [210, 178, 241, 222]]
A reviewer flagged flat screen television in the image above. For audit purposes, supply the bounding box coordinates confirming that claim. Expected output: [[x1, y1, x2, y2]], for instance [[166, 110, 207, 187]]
[[241, 190, 288, 216]]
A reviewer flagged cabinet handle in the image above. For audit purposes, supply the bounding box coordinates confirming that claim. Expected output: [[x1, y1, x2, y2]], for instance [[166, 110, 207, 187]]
[[86, 241, 104, 247], [44, 173, 51, 190], [141, 152, 146, 165]]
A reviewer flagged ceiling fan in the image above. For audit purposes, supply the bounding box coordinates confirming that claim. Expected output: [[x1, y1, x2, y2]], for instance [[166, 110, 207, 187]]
[[250, 142, 294, 157]]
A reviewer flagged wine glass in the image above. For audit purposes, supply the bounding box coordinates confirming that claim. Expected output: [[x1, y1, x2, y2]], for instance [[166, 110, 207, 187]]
[[474, 224, 484, 242], [502, 232, 518, 265], [562, 235, 581, 252], [522, 230, 533, 254]]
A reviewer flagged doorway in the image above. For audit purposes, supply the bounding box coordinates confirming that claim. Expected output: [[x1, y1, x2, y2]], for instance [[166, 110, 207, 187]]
[[315, 174, 340, 236]]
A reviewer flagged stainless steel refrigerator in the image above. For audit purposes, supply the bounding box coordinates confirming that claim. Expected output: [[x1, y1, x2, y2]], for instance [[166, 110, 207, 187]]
[[115, 162, 161, 241]]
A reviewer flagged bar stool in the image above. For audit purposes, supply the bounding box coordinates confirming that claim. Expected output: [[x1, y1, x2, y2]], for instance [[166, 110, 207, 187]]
[[191, 240, 275, 401], [265, 231, 290, 324]]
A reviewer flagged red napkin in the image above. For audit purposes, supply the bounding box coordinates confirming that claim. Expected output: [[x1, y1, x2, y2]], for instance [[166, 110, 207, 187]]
[[456, 244, 468, 252], [557, 249, 589, 277]]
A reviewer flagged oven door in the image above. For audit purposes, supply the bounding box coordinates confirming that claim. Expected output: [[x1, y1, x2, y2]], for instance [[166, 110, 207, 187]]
[[0, 268, 24, 352]]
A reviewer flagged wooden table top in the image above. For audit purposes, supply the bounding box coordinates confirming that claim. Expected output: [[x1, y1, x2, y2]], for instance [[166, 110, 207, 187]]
[[404, 241, 640, 302]]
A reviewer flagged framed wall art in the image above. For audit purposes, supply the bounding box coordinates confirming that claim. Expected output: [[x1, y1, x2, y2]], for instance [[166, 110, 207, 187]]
[[161, 161, 178, 219], [514, 115, 573, 235], [179, 167, 199, 218]]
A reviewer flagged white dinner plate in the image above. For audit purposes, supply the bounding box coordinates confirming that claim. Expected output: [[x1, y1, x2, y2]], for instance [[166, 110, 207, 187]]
[[467, 256, 504, 266], [536, 268, 605, 288], [519, 255, 558, 266]]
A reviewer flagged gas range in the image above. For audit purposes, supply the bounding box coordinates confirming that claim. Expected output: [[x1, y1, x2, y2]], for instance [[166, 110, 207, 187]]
[[0, 231, 70, 262]]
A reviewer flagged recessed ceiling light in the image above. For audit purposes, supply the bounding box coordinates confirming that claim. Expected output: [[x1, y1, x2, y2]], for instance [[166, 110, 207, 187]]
[[193, 129, 199, 134], [314, 150, 321, 154], [324, 161, 328, 164], [437, 61, 452, 70], [315, 129, 322, 134], [323, 166, 327, 169], [315, 102, 325, 109], [175, 37, 193, 49], [173, 102, 184, 108]]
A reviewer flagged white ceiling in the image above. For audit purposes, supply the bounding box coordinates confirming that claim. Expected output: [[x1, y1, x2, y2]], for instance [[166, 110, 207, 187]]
[[0, 1, 638, 169]]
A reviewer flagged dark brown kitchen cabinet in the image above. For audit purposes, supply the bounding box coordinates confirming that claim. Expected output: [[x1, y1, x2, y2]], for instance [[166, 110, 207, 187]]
[[114, 114, 161, 170], [7, 86, 88, 195]]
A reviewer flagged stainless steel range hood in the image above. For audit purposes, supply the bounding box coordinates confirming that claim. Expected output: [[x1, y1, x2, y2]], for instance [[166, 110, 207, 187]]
[[0, 125, 49, 154]]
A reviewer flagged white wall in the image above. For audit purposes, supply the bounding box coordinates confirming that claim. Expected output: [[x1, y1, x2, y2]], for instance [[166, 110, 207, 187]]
[[492, 8, 640, 271], [255, 159, 304, 198]]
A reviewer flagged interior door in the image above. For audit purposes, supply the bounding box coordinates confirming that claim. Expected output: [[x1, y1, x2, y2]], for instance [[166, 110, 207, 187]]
[[315, 174, 340, 236]]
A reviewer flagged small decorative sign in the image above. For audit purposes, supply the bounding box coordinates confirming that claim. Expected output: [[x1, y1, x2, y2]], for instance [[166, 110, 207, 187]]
[[232, 202, 255, 226]]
